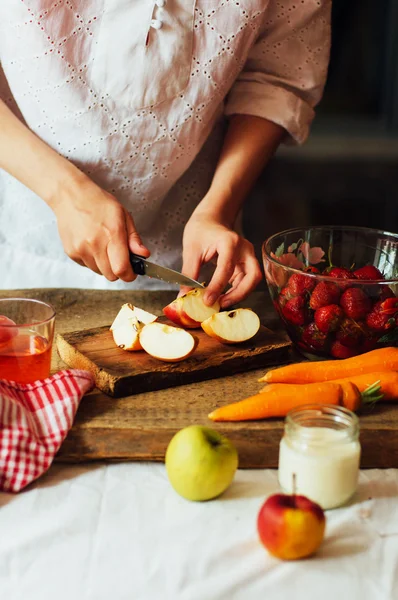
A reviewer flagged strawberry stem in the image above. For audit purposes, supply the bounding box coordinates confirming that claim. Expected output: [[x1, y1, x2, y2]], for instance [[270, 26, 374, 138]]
[[327, 243, 333, 268], [360, 380, 384, 408]]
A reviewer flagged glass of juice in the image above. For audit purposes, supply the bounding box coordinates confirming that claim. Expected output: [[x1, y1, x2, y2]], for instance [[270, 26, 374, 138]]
[[0, 298, 56, 383]]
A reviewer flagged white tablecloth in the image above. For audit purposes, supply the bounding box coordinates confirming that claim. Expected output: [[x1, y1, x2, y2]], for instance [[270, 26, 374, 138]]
[[1, 464, 397, 600]]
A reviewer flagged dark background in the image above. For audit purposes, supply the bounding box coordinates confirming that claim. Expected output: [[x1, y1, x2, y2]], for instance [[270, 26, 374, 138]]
[[243, 0, 398, 285]]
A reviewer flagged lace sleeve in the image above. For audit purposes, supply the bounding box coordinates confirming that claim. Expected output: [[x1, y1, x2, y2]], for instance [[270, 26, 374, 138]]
[[225, 0, 332, 144]]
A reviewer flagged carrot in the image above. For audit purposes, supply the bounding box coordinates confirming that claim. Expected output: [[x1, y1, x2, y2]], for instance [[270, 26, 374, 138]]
[[208, 380, 382, 422], [259, 371, 398, 401], [259, 347, 398, 384], [338, 380, 383, 412]]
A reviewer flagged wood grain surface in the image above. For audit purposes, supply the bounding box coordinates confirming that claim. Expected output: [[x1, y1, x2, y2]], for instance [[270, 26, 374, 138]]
[[2, 289, 398, 469]]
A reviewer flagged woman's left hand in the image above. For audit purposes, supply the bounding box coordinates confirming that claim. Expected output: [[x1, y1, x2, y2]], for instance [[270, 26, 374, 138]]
[[181, 214, 263, 308]]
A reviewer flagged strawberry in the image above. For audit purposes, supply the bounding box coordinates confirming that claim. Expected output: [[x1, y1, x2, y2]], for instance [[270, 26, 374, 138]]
[[330, 340, 359, 359], [281, 296, 309, 326], [340, 287, 371, 320], [380, 297, 398, 314], [287, 273, 316, 296], [353, 265, 384, 280], [301, 322, 328, 351], [366, 298, 398, 331], [309, 282, 341, 310], [286, 274, 314, 297], [304, 266, 320, 274], [277, 286, 294, 308], [324, 266, 355, 291], [336, 318, 365, 347], [314, 304, 344, 334], [327, 267, 354, 280]]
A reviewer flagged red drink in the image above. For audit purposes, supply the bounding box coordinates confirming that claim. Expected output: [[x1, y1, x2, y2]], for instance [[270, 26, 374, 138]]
[[0, 329, 52, 383]]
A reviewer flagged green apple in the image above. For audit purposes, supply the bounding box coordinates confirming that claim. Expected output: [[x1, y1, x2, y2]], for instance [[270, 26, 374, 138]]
[[165, 425, 238, 501]]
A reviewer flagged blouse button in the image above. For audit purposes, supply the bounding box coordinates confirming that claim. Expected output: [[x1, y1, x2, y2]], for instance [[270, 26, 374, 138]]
[[150, 19, 163, 30]]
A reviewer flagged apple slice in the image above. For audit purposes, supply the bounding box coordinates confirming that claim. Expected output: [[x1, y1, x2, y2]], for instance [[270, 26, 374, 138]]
[[163, 288, 220, 329], [130, 305, 158, 325], [201, 308, 260, 344], [110, 303, 157, 331], [112, 316, 144, 351], [110, 303, 157, 351], [139, 322, 198, 362]]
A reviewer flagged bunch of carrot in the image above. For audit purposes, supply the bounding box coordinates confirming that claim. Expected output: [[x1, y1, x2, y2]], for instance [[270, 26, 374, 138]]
[[208, 347, 398, 422]]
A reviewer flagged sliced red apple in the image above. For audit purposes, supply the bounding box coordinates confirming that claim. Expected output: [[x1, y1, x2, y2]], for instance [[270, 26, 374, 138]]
[[110, 303, 157, 332], [139, 322, 198, 362], [112, 316, 143, 351], [163, 288, 220, 329], [201, 308, 260, 344]]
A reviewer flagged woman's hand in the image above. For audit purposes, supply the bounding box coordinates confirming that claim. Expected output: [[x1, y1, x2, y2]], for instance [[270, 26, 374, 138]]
[[0, 100, 149, 282], [53, 175, 150, 281], [181, 213, 262, 308], [179, 115, 283, 308]]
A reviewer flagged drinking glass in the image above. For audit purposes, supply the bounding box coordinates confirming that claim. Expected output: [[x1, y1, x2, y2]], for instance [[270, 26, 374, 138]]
[[0, 298, 56, 383]]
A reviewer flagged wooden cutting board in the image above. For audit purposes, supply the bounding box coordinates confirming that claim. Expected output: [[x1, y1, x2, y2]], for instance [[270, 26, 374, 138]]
[[56, 319, 292, 397]]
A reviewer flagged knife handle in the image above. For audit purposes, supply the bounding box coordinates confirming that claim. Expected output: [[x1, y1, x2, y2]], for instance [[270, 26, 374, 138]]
[[129, 253, 146, 276]]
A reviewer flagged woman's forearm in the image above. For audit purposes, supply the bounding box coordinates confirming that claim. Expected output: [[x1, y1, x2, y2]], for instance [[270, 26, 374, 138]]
[[0, 99, 86, 209], [192, 114, 284, 227]]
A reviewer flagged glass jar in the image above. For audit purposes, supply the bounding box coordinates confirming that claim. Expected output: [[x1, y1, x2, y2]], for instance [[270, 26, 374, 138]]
[[278, 404, 361, 510]]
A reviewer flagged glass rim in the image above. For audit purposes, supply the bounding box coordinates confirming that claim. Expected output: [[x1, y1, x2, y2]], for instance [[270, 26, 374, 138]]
[[285, 403, 359, 440], [262, 224, 398, 284], [0, 297, 56, 327]]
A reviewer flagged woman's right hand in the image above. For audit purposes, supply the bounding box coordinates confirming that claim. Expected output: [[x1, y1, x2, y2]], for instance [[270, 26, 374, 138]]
[[53, 175, 150, 281], [0, 100, 149, 282]]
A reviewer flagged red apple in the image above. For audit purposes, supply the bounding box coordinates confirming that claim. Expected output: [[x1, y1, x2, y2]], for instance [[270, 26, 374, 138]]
[[0, 315, 18, 346], [257, 493, 326, 560], [201, 308, 260, 343], [163, 288, 220, 329], [139, 322, 198, 362]]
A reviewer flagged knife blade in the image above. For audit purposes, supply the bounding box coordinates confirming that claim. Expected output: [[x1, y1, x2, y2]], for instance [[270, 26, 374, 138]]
[[130, 253, 204, 289]]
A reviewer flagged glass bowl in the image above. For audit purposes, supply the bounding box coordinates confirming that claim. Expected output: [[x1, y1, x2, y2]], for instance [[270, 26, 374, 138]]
[[262, 226, 398, 360]]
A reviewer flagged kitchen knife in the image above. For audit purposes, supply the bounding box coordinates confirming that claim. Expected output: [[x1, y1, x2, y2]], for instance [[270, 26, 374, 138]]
[[130, 253, 204, 289]]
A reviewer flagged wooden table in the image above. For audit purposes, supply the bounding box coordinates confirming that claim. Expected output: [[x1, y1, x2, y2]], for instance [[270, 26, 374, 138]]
[[1, 288, 398, 468]]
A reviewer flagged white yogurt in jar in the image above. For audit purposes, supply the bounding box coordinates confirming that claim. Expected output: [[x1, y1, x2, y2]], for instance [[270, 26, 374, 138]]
[[278, 406, 361, 510]]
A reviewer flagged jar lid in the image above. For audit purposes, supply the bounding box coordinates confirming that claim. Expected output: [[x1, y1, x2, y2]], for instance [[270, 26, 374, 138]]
[[285, 403, 359, 445]]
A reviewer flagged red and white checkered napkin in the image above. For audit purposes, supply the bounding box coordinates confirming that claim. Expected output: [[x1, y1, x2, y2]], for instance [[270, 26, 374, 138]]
[[0, 369, 94, 493]]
